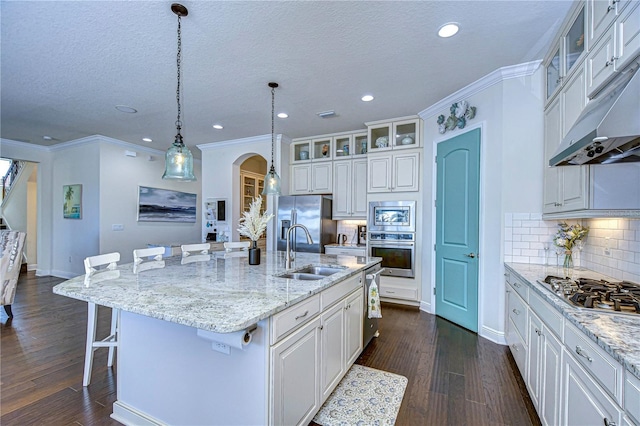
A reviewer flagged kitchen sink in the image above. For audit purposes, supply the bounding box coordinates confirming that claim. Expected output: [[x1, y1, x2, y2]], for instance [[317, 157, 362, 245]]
[[276, 265, 346, 281], [277, 272, 324, 281], [294, 265, 345, 276]]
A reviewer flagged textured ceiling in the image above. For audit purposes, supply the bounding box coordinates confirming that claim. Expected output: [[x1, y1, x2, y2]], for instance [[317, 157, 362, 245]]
[[1, 1, 573, 157]]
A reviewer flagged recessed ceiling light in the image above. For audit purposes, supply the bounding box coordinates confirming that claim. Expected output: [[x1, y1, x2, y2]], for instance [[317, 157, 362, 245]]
[[277, 112, 288, 119], [212, 124, 223, 130], [438, 22, 459, 38], [361, 95, 374, 102], [142, 137, 153, 142], [43, 135, 53, 140], [115, 105, 138, 113]]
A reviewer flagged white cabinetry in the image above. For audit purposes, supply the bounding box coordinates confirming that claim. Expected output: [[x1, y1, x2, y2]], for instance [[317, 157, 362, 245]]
[[271, 274, 364, 426], [271, 317, 321, 426], [290, 162, 333, 195], [587, 0, 640, 97], [505, 279, 528, 375], [562, 349, 623, 426], [333, 158, 367, 219], [543, 63, 590, 214], [526, 292, 563, 426], [366, 117, 421, 153], [367, 151, 419, 193]]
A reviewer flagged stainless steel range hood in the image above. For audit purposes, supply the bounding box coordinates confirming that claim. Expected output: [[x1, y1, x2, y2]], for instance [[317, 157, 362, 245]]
[[550, 60, 640, 166]]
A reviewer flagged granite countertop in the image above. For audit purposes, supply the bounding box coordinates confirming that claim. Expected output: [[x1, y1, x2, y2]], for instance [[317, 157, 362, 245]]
[[506, 262, 640, 379], [53, 251, 381, 334]]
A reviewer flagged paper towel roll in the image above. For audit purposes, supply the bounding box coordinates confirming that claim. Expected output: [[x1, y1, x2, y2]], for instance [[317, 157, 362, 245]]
[[197, 325, 257, 353]]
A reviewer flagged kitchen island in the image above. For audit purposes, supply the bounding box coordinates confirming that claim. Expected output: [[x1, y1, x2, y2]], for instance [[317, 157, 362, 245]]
[[53, 251, 381, 426]]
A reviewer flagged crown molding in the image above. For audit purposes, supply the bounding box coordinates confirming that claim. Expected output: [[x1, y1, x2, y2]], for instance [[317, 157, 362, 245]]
[[49, 134, 166, 156], [1, 138, 51, 152], [197, 134, 280, 151], [419, 60, 542, 119]]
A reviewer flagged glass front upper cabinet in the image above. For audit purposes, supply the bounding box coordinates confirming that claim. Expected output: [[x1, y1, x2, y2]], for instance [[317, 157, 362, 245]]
[[565, 7, 585, 74], [546, 45, 561, 99]]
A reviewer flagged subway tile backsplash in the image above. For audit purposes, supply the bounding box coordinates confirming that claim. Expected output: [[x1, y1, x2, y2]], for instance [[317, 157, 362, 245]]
[[504, 213, 640, 283]]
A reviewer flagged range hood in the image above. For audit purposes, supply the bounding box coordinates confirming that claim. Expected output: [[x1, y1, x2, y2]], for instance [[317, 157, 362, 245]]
[[550, 60, 640, 166]]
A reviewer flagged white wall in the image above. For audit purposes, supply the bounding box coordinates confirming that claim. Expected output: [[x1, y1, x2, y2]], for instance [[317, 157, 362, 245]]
[[98, 140, 202, 265], [1, 139, 54, 275], [51, 142, 101, 276], [419, 63, 545, 343]]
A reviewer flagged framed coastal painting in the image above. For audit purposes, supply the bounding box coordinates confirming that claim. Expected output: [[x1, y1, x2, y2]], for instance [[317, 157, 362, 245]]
[[137, 186, 197, 223], [63, 184, 82, 219]]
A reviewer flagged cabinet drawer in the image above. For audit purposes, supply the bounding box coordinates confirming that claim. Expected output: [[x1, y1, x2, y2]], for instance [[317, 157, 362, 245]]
[[625, 372, 640, 424], [321, 274, 362, 310], [564, 321, 623, 402], [510, 275, 529, 301], [380, 285, 417, 301], [324, 247, 366, 257], [507, 317, 527, 376], [508, 287, 528, 343], [271, 294, 320, 345], [529, 290, 563, 338]]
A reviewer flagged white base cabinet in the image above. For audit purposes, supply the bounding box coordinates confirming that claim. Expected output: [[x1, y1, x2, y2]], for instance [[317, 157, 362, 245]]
[[271, 274, 364, 426], [562, 350, 623, 426], [504, 265, 640, 426], [271, 318, 322, 426]]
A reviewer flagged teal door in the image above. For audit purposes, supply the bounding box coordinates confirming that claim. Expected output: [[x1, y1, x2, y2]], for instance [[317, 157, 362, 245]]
[[435, 128, 480, 332]]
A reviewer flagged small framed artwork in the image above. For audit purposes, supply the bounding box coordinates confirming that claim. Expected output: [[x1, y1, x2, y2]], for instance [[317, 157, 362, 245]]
[[63, 184, 82, 219], [137, 186, 197, 223]]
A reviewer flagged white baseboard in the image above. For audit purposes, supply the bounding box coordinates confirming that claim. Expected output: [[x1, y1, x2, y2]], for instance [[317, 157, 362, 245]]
[[419, 300, 432, 313], [112, 401, 166, 426], [27, 263, 37, 271], [50, 269, 77, 279], [480, 325, 506, 345]]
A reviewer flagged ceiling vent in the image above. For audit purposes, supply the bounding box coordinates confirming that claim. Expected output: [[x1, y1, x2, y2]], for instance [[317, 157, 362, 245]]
[[317, 110, 337, 118]]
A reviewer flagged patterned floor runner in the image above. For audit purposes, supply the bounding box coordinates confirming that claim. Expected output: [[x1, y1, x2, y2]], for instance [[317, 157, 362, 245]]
[[313, 364, 408, 426]]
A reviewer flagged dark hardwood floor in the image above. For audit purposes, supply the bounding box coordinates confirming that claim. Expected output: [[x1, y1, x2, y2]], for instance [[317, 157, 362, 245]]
[[1, 272, 539, 425]]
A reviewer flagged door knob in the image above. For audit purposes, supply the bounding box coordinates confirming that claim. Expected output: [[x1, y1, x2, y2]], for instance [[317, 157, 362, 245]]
[[465, 253, 476, 258]]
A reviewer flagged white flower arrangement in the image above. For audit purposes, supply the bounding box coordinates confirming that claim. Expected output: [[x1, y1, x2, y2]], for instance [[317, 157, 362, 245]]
[[237, 197, 273, 242]]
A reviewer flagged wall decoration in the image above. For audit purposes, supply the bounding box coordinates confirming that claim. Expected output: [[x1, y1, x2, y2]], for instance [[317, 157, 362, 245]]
[[63, 184, 82, 219], [137, 186, 197, 223], [437, 101, 477, 134]]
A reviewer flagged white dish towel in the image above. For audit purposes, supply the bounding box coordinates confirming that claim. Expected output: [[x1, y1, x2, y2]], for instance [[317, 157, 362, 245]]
[[367, 273, 382, 319]]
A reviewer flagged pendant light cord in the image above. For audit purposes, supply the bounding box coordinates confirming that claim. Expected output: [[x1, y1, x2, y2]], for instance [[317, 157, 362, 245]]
[[176, 13, 183, 132], [270, 85, 275, 170]]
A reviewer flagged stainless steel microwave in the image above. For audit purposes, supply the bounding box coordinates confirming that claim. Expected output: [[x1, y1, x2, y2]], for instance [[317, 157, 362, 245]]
[[368, 201, 416, 232]]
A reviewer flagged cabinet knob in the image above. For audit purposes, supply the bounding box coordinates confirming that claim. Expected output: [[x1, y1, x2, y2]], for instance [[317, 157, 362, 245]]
[[605, 57, 618, 67], [512, 308, 521, 315]]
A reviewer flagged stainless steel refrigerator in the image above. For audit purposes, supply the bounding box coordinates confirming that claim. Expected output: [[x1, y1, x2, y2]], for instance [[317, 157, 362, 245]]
[[277, 195, 337, 253]]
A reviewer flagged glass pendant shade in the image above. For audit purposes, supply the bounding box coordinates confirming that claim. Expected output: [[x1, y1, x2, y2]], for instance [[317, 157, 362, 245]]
[[162, 138, 196, 181], [262, 166, 281, 195]]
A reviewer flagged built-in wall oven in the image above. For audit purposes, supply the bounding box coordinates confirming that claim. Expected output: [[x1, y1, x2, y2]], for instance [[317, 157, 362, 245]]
[[368, 232, 415, 278], [368, 201, 416, 278]]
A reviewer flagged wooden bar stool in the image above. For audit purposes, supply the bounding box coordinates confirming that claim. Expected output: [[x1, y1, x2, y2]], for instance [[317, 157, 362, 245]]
[[83, 252, 120, 386]]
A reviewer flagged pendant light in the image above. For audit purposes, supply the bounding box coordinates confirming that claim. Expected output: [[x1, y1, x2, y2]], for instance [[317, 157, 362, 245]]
[[162, 3, 196, 181], [262, 82, 281, 195]]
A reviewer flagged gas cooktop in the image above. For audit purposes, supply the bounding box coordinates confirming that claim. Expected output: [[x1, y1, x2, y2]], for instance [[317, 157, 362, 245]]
[[539, 275, 640, 316]]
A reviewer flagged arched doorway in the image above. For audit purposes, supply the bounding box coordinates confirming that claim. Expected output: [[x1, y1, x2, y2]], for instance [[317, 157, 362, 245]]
[[239, 155, 268, 247]]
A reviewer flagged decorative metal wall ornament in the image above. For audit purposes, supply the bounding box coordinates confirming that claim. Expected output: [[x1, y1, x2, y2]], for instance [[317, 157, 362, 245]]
[[436, 101, 477, 134]]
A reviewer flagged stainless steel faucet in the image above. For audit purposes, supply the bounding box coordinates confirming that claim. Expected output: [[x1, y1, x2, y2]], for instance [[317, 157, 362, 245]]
[[285, 224, 313, 269]]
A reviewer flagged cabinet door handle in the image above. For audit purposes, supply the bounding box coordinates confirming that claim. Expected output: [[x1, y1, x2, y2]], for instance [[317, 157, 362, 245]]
[[605, 57, 618, 67], [511, 344, 519, 352], [319, 325, 323, 330], [535, 328, 542, 336], [295, 310, 309, 320], [512, 308, 521, 315], [575, 345, 593, 362], [603, 417, 617, 426], [607, 0, 618, 12]]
